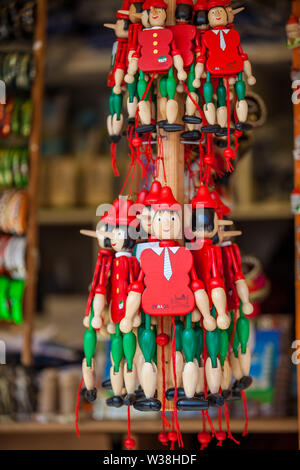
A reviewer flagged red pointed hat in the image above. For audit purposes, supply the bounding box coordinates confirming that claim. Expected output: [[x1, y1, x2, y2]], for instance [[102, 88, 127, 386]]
[[207, 0, 229, 9], [144, 180, 162, 206], [210, 190, 230, 218], [194, 0, 209, 11], [101, 198, 139, 226], [177, 0, 194, 6], [117, 0, 130, 18], [136, 189, 148, 204], [143, 0, 168, 9], [154, 186, 181, 211], [191, 185, 217, 209]]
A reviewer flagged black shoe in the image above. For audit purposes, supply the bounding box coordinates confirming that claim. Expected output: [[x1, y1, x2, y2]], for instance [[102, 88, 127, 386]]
[[239, 375, 253, 390], [127, 117, 135, 125], [108, 135, 121, 144], [176, 396, 208, 411], [195, 392, 206, 400], [182, 115, 202, 125], [158, 119, 167, 128], [165, 387, 186, 401], [106, 395, 124, 408], [207, 393, 225, 408], [222, 389, 231, 400], [201, 124, 221, 133], [215, 127, 235, 137], [230, 390, 242, 401], [123, 393, 136, 406], [136, 124, 156, 134], [102, 379, 111, 389], [133, 397, 161, 412], [85, 388, 97, 403], [181, 130, 201, 141], [135, 389, 146, 400], [163, 123, 184, 132], [235, 122, 253, 132]]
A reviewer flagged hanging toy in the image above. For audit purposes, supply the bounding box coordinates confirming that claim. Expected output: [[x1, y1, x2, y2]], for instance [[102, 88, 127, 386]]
[[105, 5, 130, 175], [120, 185, 215, 416], [125, 0, 187, 133], [118, 1, 144, 124], [193, 0, 256, 133], [80, 218, 115, 402]]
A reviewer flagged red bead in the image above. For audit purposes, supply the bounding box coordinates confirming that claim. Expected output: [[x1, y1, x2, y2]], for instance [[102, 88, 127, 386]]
[[168, 431, 178, 442], [197, 431, 211, 445], [203, 153, 214, 165], [124, 437, 135, 450], [215, 431, 226, 442], [224, 147, 235, 159], [234, 130, 243, 138], [132, 137, 142, 148], [156, 333, 169, 346], [158, 432, 168, 445]]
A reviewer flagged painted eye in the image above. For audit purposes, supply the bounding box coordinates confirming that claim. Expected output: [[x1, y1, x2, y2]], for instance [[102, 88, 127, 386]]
[[171, 216, 175, 221], [158, 217, 161, 222], [118, 231, 123, 237]]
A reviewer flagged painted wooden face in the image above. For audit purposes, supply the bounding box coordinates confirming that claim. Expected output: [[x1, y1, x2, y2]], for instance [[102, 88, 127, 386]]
[[149, 7, 167, 27], [226, 6, 234, 24], [192, 209, 219, 240], [138, 206, 154, 235], [208, 7, 227, 27], [96, 223, 112, 249], [152, 210, 181, 240], [110, 227, 127, 252], [115, 19, 129, 38], [129, 3, 143, 23]]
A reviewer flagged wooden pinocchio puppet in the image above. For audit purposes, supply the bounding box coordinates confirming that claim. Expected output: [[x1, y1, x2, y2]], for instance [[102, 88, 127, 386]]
[[120, 185, 215, 411], [105, 5, 130, 175], [211, 190, 253, 395], [80, 221, 115, 403], [125, 0, 187, 132], [98, 197, 141, 408], [193, 0, 256, 134], [118, 0, 145, 123], [190, 185, 232, 406]]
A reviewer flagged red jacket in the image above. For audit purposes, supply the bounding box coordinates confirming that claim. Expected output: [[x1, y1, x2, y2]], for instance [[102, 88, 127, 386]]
[[197, 26, 248, 76], [110, 254, 139, 323], [221, 242, 245, 311], [135, 27, 180, 73], [129, 241, 203, 316], [84, 249, 114, 317], [107, 38, 128, 87], [192, 238, 225, 308], [170, 23, 196, 68]]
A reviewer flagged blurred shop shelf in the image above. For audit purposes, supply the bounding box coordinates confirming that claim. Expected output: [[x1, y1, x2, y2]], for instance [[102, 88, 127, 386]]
[[39, 201, 292, 225], [0, 417, 297, 434]]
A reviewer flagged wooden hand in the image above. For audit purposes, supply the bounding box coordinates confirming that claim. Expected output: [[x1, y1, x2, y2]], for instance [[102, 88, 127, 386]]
[[194, 289, 216, 331], [119, 291, 142, 333]]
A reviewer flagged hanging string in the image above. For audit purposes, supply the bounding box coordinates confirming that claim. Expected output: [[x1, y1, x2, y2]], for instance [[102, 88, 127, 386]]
[[171, 316, 183, 448], [110, 142, 120, 177], [75, 377, 84, 438], [223, 402, 240, 445], [225, 78, 235, 172], [240, 390, 249, 436], [160, 317, 171, 433], [204, 409, 215, 436], [156, 135, 167, 184]]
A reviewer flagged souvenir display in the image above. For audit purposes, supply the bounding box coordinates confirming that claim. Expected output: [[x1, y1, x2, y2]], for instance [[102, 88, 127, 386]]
[[75, 0, 262, 451], [0, 148, 29, 188]]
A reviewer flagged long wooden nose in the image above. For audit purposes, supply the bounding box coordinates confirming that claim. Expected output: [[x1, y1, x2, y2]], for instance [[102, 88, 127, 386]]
[[104, 23, 117, 30], [233, 7, 245, 15]]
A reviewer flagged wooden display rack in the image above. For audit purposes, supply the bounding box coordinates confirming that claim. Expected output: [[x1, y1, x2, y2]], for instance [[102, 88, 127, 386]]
[[21, 0, 47, 366]]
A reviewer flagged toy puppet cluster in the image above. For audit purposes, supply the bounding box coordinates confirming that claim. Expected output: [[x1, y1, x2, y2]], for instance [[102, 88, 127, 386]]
[[76, 0, 258, 451], [106, 0, 256, 184], [79, 183, 253, 450]]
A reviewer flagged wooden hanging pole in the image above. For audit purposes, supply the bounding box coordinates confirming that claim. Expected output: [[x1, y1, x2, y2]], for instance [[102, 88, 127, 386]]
[[156, 0, 185, 411], [22, 0, 47, 366]]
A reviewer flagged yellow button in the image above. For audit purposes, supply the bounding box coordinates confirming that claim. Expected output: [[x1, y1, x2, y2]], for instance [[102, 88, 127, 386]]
[[153, 33, 158, 37], [153, 49, 158, 54], [117, 288, 119, 294], [116, 261, 119, 266], [153, 41, 158, 46], [116, 274, 119, 280]]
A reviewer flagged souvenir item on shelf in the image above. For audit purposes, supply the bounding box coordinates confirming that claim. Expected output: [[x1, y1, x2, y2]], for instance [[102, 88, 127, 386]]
[[0, 190, 27, 235], [76, 0, 262, 451], [0, 148, 29, 189]]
